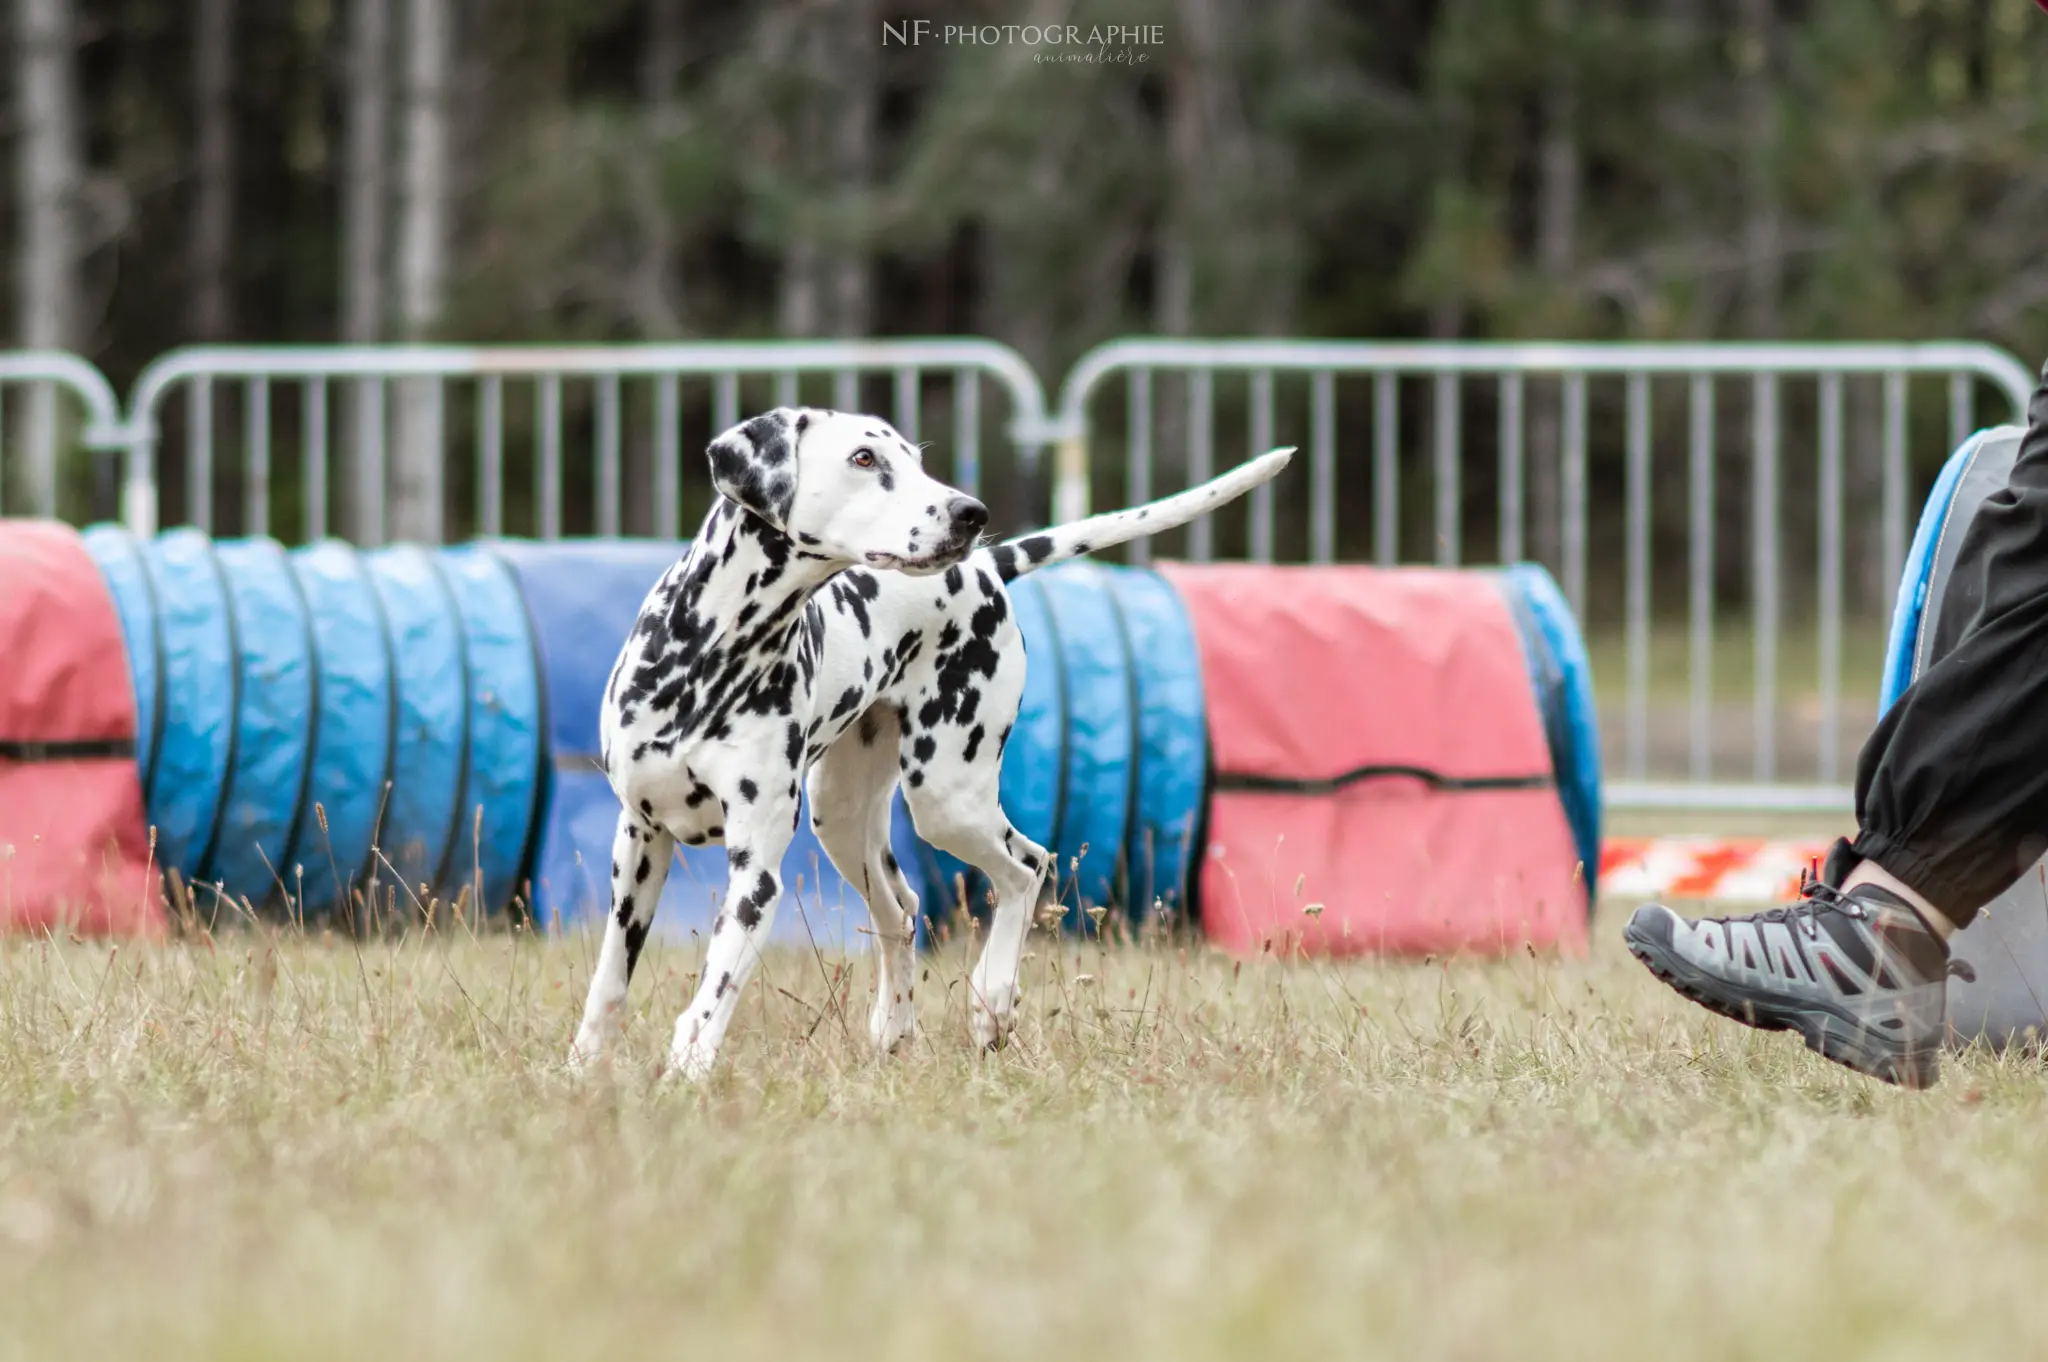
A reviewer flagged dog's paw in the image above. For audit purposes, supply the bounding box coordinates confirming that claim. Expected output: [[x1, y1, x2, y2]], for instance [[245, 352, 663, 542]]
[[663, 1035, 720, 1084], [970, 984, 1018, 1053], [869, 990, 918, 1056]]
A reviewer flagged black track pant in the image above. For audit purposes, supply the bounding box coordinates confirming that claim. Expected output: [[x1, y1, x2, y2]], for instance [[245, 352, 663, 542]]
[[1852, 359, 2048, 925]]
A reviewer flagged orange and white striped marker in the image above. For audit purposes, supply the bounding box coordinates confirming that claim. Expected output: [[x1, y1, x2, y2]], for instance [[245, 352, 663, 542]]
[[1598, 837, 1838, 904]]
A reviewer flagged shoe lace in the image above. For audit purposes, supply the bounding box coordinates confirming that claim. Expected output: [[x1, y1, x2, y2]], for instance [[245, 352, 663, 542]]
[[1752, 867, 1867, 940]]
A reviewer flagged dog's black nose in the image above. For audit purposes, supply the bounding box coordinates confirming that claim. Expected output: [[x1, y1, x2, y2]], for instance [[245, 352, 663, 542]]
[[948, 496, 989, 536]]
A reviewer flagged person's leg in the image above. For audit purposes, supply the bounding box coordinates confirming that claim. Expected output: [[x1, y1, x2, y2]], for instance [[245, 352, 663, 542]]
[[1625, 358, 2048, 1088], [1847, 361, 2048, 928]]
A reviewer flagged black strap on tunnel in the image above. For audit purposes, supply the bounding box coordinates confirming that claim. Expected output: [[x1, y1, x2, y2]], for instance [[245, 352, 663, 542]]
[[0, 738, 138, 762], [423, 552, 476, 901], [1214, 764, 1554, 797], [191, 534, 246, 889]]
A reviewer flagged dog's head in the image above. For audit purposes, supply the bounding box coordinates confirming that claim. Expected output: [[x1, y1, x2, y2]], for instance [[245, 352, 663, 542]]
[[707, 407, 989, 575]]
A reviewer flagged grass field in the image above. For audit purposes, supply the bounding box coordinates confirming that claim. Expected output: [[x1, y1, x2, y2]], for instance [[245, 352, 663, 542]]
[[4, 906, 2047, 1361]]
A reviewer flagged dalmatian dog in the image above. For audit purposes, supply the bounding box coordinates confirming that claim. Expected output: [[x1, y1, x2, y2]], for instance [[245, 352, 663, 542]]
[[567, 406, 1293, 1080]]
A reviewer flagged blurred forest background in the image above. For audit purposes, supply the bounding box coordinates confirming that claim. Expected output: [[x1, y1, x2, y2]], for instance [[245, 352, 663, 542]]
[[13, 0, 2048, 384], [9, 0, 2048, 636]]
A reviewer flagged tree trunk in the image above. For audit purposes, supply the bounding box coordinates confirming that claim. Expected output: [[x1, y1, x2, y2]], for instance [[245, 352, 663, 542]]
[[628, 0, 686, 339], [393, 0, 451, 543], [341, 0, 390, 541], [1736, 0, 1780, 337], [13, 0, 84, 519], [1528, 0, 1579, 572], [827, 0, 875, 337], [190, 0, 234, 341]]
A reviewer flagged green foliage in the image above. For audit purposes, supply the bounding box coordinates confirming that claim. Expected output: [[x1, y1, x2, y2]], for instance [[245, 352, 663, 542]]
[[33, 0, 2048, 381]]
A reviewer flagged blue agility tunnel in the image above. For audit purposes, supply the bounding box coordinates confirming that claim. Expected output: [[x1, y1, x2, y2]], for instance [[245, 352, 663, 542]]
[[84, 530, 544, 920], [1497, 563, 1604, 899]]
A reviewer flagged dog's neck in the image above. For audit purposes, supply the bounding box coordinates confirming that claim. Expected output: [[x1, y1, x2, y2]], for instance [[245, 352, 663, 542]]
[[684, 499, 842, 641]]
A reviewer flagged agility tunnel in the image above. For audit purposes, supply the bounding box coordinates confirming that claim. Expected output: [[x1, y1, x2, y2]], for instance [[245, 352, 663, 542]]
[[899, 559, 1600, 957], [1881, 423, 2048, 1048], [0, 521, 163, 935], [1154, 563, 1597, 958], [5, 518, 1599, 958], [81, 526, 547, 922]]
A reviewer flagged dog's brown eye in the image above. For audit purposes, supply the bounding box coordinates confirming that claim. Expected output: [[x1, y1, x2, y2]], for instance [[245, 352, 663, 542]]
[[850, 449, 877, 469]]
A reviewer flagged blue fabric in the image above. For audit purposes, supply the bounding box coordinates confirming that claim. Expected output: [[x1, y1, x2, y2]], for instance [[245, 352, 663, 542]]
[[1103, 566, 1207, 928], [436, 546, 546, 916], [81, 524, 163, 791], [286, 541, 396, 916], [1500, 564, 1603, 899], [1881, 429, 1988, 714], [138, 528, 237, 888], [1033, 564, 1135, 931], [203, 538, 318, 908], [489, 539, 862, 943], [364, 546, 469, 903]]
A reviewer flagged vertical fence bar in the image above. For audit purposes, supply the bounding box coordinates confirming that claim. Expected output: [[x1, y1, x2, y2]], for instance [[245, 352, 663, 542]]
[[303, 378, 328, 541], [1625, 372, 1651, 781], [188, 377, 214, 532], [1562, 374, 1588, 619], [1188, 370, 1214, 562], [1688, 374, 1715, 782], [1881, 372, 1908, 651], [1948, 371, 1973, 455], [538, 376, 562, 540], [1433, 372, 1460, 566], [595, 373, 621, 537], [894, 367, 920, 442], [952, 369, 980, 497], [477, 376, 503, 537], [1498, 374, 1524, 565], [1249, 369, 1275, 562], [1374, 372, 1398, 566], [654, 374, 680, 539], [1310, 370, 1335, 565], [1818, 371, 1844, 783], [244, 377, 270, 537], [714, 372, 740, 437], [775, 371, 798, 410], [1126, 368, 1153, 565], [1752, 373, 1780, 783], [25, 385, 54, 518], [834, 369, 859, 414], [354, 379, 384, 546]]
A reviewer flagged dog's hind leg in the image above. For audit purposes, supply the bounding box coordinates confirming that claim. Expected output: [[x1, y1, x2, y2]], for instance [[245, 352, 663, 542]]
[[904, 775, 1048, 1052], [808, 708, 919, 1054], [569, 811, 676, 1069], [666, 792, 799, 1081]]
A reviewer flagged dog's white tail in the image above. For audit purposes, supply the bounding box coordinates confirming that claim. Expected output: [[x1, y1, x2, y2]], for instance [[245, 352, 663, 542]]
[[987, 446, 1295, 582]]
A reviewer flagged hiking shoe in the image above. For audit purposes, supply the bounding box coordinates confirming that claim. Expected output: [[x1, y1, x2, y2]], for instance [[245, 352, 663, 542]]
[[1623, 844, 1948, 1088]]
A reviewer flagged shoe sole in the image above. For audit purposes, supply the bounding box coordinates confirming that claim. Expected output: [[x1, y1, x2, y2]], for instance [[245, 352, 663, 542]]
[[1624, 918, 1939, 1090]]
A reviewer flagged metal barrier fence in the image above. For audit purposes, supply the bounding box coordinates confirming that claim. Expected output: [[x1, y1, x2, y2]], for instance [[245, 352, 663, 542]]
[[118, 341, 1053, 543], [4, 336, 2039, 813], [0, 352, 126, 522], [1049, 339, 2040, 811]]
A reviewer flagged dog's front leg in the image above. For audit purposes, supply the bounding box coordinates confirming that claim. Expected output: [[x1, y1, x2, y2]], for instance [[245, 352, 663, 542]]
[[569, 812, 676, 1071], [667, 809, 797, 1081]]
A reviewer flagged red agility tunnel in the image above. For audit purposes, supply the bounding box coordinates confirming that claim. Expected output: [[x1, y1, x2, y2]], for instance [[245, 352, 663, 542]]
[[1160, 564, 1590, 958], [0, 522, 163, 935]]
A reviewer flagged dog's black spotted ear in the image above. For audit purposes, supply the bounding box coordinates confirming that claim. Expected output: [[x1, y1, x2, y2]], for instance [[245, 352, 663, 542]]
[[707, 407, 804, 531]]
